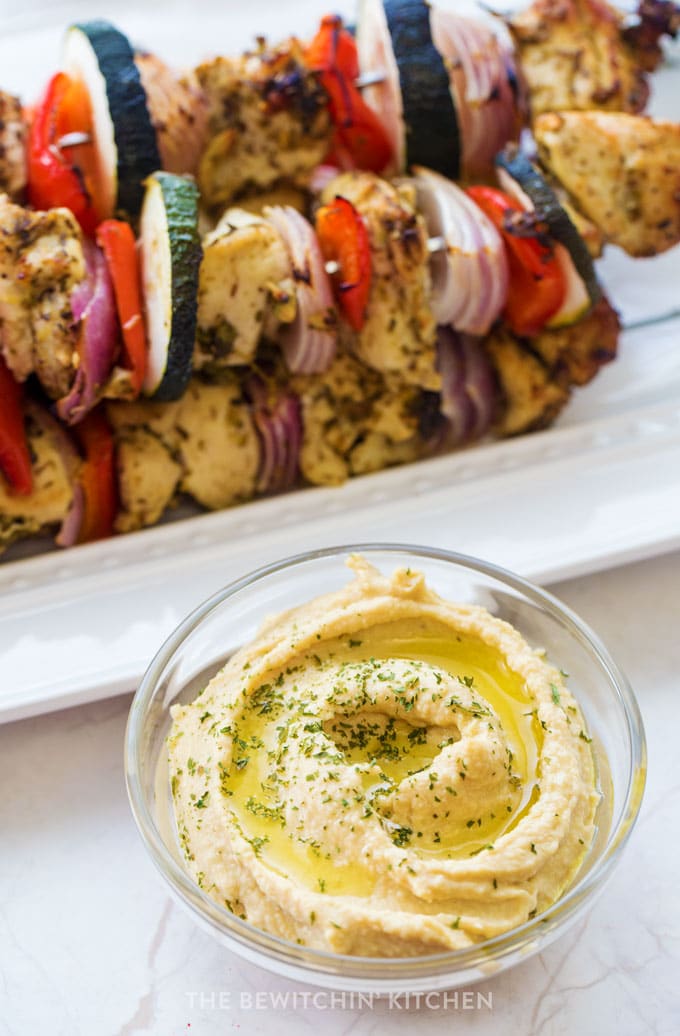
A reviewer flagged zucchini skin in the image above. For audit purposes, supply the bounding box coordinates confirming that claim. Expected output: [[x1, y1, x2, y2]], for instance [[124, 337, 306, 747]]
[[147, 172, 202, 402], [384, 0, 460, 179], [496, 146, 602, 307], [73, 20, 161, 218]]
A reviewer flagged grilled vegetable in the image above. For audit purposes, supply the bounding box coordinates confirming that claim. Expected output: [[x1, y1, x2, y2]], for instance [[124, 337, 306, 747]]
[[415, 168, 508, 336], [429, 6, 523, 179], [133, 52, 208, 178], [56, 238, 118, 425], [266, 206, 337, 374], [63, 19, 161, 219], [139, 171, 202, 400], [96, 219, 147, 397], [315, 194, 372, 331], [0, 356, 33, 495], [466, 184, 565, 337], [436, 328, 498, 445], [58, 408, 117, 546], [247, 376, 302, 494], [358, 0, 460, 176], [496, 146, 601, 327], [27, 72, 103, 234], [305, 14, 392, 172]]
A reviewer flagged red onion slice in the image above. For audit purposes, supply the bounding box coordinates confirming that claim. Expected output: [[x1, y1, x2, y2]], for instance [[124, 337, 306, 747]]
[[430, 8, 520, 178], [459, 333, 498, 441], [57, 240, 118, 425], [437, 327, 497, 445], [309, 164, 342, 196], [414, 166, 508, 336], [55, 483, 85, 549], [436, 326, 476, 443], [247, 376, 302, 494], [266, 206, 337, 375], [357, 0, 405, 174]]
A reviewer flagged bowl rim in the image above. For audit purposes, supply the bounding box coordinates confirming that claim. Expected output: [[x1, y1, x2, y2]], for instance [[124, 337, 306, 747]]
[[125, 542, 647, 979]]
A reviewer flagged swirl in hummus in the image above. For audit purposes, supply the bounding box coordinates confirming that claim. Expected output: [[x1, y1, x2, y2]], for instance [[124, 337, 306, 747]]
[[168, 556, 599, 956]]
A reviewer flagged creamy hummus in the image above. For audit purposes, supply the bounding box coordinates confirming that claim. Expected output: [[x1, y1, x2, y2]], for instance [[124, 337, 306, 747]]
[[169, 557, 599, 956]]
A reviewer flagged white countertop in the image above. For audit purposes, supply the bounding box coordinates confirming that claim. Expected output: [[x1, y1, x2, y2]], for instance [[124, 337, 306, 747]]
[[2, 549, 679, 1036]]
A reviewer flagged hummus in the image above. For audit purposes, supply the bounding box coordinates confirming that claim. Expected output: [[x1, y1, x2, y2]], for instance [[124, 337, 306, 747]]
[[168, 557, 599, 956]]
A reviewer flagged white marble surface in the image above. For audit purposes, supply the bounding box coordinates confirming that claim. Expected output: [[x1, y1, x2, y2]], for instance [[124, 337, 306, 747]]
[[2, 550, 680, 1036]]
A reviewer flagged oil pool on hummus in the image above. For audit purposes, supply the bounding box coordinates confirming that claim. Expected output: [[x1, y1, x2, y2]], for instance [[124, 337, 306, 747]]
[[168, 556, 599, 956]]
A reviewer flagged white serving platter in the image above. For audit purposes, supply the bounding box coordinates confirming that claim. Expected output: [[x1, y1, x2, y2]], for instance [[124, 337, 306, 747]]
[[1, 0, 679, 722]]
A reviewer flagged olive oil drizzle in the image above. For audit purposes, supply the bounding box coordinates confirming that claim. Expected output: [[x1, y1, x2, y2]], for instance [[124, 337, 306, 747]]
[[223, 619, 544, 896]]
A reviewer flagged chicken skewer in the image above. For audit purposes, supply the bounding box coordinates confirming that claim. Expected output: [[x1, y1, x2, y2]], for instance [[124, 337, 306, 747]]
[[0, 2, 675, 551], [2, 0, 677, 214], [0, 87, 667, 422], [0, 1, 678, 292], [1, 156, 620, 552]]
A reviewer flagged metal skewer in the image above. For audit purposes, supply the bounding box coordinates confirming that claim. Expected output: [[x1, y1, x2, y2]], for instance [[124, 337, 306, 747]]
[[622, 308, 680, 331], [52, 131, 680, 336], [326, 255, 679, 335], [325, 235, 445, 276], [57, 131, 92, 148], [354, 69, 386, 88]]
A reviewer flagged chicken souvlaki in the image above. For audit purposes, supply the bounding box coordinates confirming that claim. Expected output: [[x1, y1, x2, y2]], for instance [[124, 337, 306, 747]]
[[0, 0, 679, 552]]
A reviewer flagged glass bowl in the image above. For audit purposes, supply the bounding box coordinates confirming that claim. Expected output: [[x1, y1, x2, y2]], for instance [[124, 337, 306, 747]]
[[125, 544, 646, 992]]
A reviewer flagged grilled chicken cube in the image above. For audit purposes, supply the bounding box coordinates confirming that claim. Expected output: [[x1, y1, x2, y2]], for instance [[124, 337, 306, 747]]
[[622, 0, 680, 73], [234, 185, 307, 217], [195, 38, 331, 208], [0, 404, 73, 551], [0, 195, 84, 396], [530, 296, 620, 386], [509, 0, 650, 115], [135, 52, 209, 177], [195, 208, 295, 371], [485, 293, 619, 436], [113, 427, 182, 534], [0, 92, 27, 200], [535, 111, 680, 256], [171, 379, 259, 510], [484, 327, 571, 436], [321, 173, 438, 391], [293, 352, 424, 486], [108, 377, 259, 528]]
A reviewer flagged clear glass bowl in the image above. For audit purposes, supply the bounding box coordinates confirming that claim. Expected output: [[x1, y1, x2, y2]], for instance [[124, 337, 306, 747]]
[[125, 544, 646, 992]]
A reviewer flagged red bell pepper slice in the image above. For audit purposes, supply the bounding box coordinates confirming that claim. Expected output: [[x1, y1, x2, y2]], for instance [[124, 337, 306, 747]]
[[27, 72, 104, 236], [96, 220, 147, 397], [0, 356, 33, 496], [466, 185, 566, 338], [306, 15, 392, 173], [316, 196, 372, 331], [73, 409, 117, 543]]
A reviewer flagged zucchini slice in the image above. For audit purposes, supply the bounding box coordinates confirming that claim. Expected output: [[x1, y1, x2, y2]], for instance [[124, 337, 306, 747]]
[[496, 146, 601, 327], [63, 20, 161, 219], [358, 0, 460, 177], [139, 172, 202, 401]]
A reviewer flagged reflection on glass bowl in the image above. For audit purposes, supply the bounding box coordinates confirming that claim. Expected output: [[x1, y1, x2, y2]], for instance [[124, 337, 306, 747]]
[[125, 544, 645, 992]]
